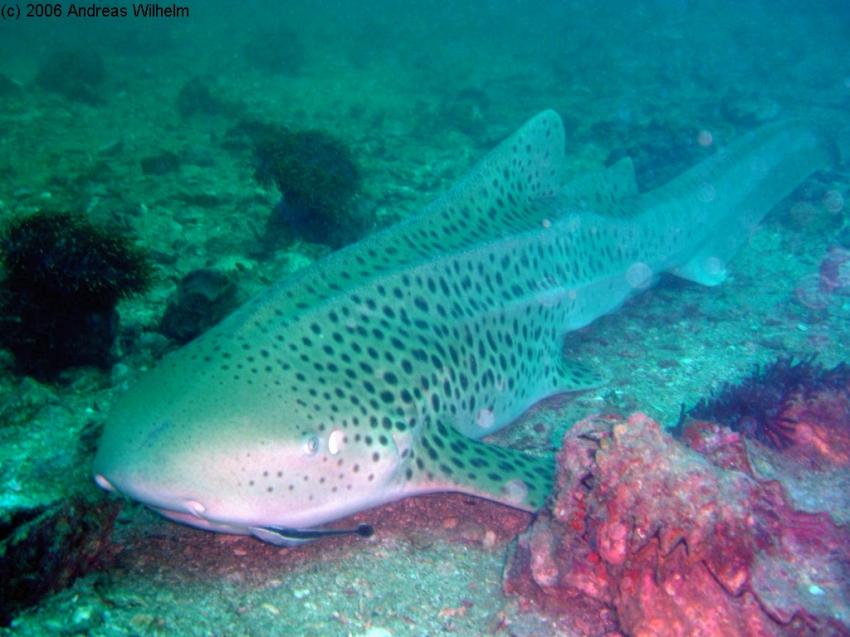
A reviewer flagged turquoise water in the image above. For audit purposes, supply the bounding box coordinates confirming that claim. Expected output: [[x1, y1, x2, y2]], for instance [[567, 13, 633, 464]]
[[0, 1, 849, 635]]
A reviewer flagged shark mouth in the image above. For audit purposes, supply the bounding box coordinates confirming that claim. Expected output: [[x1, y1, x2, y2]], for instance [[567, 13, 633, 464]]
[[152, 506, 374, 546], [96, 473, 373, 545], [153, 507, 250, 535]]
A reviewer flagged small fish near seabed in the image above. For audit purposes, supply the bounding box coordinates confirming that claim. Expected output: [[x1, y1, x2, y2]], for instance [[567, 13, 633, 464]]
[[93, 110, 844, 545]]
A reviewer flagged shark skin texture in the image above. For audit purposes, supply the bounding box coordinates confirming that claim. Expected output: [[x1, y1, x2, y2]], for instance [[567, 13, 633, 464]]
[[93, 110, 838, 545]]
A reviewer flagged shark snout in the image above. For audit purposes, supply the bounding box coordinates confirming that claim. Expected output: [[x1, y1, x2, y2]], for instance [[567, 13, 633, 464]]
[[92, 419, 209, 519], [93, 459, 210, 522], [93, 449, 266, 538]]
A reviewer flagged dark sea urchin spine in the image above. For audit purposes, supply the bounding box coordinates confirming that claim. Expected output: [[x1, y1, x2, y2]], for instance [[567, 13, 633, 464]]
[[682, 356, 850, 450]]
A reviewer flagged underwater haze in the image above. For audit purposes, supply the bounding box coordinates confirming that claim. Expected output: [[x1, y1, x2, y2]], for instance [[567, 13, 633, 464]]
[[1, 1, 849, 635]]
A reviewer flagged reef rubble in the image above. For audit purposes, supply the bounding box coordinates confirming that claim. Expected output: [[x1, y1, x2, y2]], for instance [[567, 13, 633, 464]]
[[503, 412, 850, 637]]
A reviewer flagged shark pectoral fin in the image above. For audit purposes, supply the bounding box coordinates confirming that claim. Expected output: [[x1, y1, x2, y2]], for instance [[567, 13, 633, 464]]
[[409, 417, 554, 512], [556, 357, 609, 392]]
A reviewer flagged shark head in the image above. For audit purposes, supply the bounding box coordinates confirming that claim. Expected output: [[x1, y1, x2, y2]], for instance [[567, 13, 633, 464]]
[[92, 316, 410, 544]]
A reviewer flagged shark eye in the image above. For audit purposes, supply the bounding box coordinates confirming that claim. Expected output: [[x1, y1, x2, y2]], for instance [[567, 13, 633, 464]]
[[303, 435, 320, 455]]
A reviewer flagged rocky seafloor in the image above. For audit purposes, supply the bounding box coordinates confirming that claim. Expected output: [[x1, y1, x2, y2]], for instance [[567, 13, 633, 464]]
[[1, 2, 850, 635]]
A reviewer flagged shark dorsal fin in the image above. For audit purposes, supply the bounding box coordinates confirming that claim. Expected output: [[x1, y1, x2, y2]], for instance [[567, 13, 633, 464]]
[[404, 108, 567, 247], [264, 111, 568, 317], [558, 156, 639, 217]]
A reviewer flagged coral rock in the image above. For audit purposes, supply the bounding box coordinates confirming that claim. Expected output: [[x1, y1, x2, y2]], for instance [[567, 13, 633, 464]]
[[35, 49, 106, 105], [504, 413, 850, 636], [778, 389, 850, 469], [0, 211, 151, 376], [819, 246, 850, 296], [159, 268, 238, 344]]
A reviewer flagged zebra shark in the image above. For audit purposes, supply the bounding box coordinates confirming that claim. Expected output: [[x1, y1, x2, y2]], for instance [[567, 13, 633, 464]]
[[93, 110, 838, 545]]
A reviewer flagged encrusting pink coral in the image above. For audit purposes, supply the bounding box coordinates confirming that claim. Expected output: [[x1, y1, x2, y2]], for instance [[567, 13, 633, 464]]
[[504, 413, 850, 637]]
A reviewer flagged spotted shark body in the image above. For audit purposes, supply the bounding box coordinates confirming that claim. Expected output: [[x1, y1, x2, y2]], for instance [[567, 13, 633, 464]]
[[93, 111, 838, 544]]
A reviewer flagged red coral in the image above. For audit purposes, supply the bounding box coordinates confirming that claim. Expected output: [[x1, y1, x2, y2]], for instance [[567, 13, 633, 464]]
[[776, 389, 850, 469], [682, 357, 850, 453], [819, 246, 850, 295], [681, 419, 753, 473], [504, 413, 850, 637]]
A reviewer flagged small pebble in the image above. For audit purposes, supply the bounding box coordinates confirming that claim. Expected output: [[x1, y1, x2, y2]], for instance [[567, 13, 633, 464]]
[[355, 628, 392, 637], [72, 606, 93, 625], [111, 363, 131, 382], [612, 423, 629, 440], [482, 530, 497, 549]]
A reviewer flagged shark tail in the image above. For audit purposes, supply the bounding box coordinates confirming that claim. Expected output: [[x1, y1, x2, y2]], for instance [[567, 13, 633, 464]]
[[650, 120, 837, 286]]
